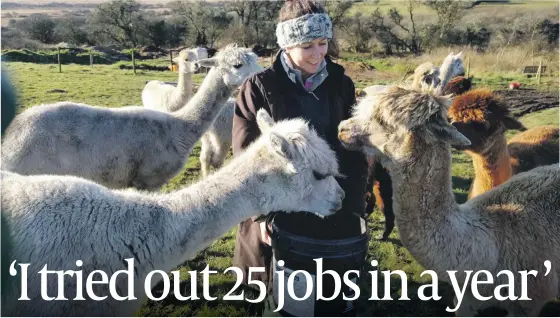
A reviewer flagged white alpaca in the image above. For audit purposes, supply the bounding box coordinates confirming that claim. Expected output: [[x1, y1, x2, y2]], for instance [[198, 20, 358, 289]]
[[338, 72, 560, 316], [362, 52, 463, 97], [2, 44, 262, 190], [142, 48, 198, 112], [1, 109, 345, 317], [200, 98, 235, 177]]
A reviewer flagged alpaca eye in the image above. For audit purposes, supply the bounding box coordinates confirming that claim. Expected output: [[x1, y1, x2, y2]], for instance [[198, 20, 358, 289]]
[[233, 64, 243, 69], [313, 171, 328, 180]]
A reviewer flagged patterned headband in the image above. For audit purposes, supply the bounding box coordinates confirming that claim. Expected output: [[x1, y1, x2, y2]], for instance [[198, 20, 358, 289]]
[[275, 13, 333, 49]]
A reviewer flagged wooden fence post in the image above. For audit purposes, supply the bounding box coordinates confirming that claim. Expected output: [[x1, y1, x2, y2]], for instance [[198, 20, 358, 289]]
[[536, 60, 542, 85], [57, 47, 61, 73], [131, 49, 136, 75], [90, 50, 93, 68]]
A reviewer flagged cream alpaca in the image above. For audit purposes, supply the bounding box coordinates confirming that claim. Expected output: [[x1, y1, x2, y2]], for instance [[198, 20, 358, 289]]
[[1, 109, 345, 317], [2, 45, 262, 190], [338, 81, 560, 316], [142, 48, 198, 112]]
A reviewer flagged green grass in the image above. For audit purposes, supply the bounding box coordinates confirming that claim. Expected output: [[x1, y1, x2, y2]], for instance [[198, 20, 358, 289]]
[[4, 60, 558, 316], [3, 62, 206, 110]]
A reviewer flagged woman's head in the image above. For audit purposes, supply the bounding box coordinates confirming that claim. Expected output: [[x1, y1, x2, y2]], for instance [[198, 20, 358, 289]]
[[276, 0, 338, 74]]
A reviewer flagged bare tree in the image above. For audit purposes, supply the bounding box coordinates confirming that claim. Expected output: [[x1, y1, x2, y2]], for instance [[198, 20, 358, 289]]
[[367, 0, 423, 55], [170, 0, 231, 47], [225, 0, 281, 47], [88, 0, 144, 47], [425, 0, 463, 39], [339, 12, 373, 53]]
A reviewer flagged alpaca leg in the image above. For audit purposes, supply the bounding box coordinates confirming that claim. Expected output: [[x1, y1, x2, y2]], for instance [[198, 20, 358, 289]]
[[200, 135, 213, 178], [210, 139, 231, 171], [373, 162, 394, 241], [364, 158, 377, 218]]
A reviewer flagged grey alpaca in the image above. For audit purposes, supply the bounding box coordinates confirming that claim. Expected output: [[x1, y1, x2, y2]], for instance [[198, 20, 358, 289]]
[[338, 67, 560, 316], [1, 109, 345, 317], [2, 45, 262, 190]]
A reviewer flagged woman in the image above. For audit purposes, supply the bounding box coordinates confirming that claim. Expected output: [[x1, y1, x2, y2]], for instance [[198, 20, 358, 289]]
[[231, 0, 368, 313]]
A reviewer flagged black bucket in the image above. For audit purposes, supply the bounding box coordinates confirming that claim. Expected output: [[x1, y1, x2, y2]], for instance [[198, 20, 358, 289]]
[[267, 215, 369, 317]]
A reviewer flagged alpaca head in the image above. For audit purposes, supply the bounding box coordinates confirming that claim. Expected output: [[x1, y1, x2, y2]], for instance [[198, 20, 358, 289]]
[[448, 88, 526, 153], [413, 62, 441, 88], [441, 51, 465, 75], [437, 52, 465, 93], [338, 85, 470, 168], [196, 44, 262, 87], [442, 76, 473, 95], [254, 109, 344, 218], [174, 49, 198, 73]]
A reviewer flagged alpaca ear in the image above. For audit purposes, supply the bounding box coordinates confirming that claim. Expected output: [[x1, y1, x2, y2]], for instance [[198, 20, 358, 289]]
[[427, 122, 472, 147], [196, 57, 218, 68], [269, 131, 296, 163], [503, 115, 527, 131], [455, 51, 463, 58], [256, 109, 274, 133]]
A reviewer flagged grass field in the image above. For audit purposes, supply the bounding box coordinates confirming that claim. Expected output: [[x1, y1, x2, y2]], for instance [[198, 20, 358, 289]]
[[3, 58, 559, 316]]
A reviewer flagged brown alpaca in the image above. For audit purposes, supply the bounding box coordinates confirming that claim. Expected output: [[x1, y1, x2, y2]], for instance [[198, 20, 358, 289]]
[[442, 75, 472, 95], [448, 88, 558, 198], [364, 158, 394, 241], [508, 125, 559, 174]]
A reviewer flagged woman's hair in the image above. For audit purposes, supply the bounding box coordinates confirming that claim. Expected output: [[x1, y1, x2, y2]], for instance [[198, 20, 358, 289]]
[[279, 0, 340, 59]]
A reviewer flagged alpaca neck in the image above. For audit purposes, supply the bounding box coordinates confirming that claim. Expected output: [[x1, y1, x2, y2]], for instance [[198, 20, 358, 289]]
[[172, 67, 231, 152], [388, 139, 462, 272], [437, 59, 456, 93], [154, 150, 268, 272], [171, 69, 194, 105], [468, 138, 512, 199]]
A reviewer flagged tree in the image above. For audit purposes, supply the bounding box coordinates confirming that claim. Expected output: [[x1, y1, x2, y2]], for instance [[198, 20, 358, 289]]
[[88, 0, 145, 47], [425, 0, 463, 39], [321, 0, 353, 25], [225, 0, 281, 47], [56, 14, 90, 46], [16, 14, 57, 44], [367, 0, 423, 55], [169, 0, 232, 47], [339, 12, 373, 53], [143, 19, 167, 47]]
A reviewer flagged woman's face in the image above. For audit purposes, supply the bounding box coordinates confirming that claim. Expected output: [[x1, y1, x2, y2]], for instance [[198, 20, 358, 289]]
[[286, 38, 328, 76]]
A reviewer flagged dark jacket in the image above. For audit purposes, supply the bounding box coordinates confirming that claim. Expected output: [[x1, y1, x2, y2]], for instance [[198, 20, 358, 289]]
[[231, 50, 368, 291]]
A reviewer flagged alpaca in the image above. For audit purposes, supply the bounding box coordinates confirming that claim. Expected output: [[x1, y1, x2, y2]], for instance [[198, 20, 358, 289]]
[[362, 61, 440, 97], [200, 97, 234, 177], [362, 52, 463, 98], [448, 88, 558, 198], [1, 109, 346, 317], [142, 48, 198, 112], [364, 157, 394, 241], [442, 75, 473, 95], [338, 81, 560, 316], [508, 125, 559, 174], [1, 44, 262, 190], [361, 53, 464, 240]]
